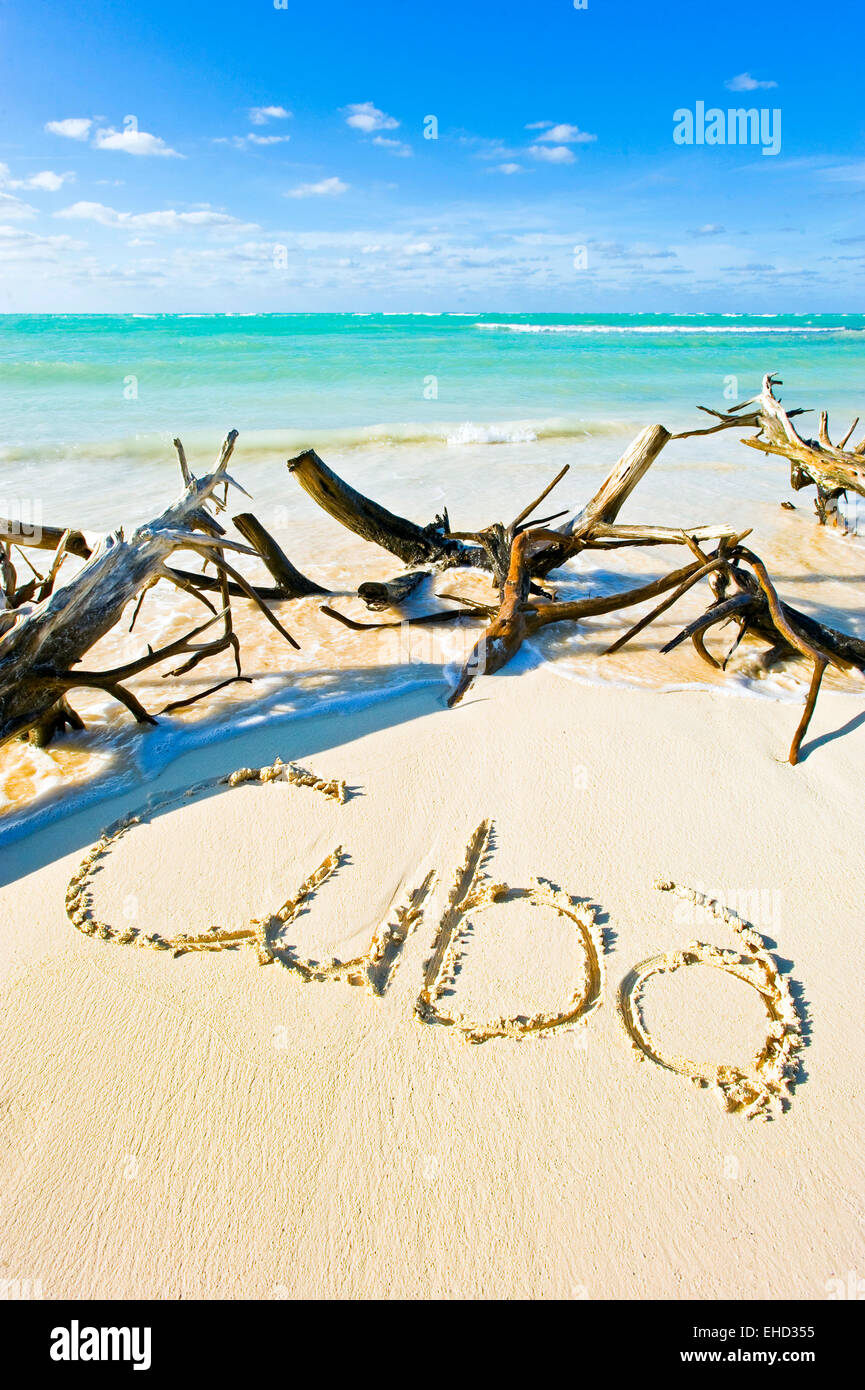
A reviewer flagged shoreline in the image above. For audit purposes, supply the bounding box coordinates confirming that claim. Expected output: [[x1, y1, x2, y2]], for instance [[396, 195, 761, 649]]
[[3, 640, 860, 858]]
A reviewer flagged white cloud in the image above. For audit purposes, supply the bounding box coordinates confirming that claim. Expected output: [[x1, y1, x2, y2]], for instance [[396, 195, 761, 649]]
[[528, 144, 575, 164], [343, 102, 399, 133], [692, 223, 726, 236], [0, 225, 83, 261], [249, 105, 292, 124], [0, 164, 74, 192], [528, 122, 597, 144], [725, 73, 778, 91], [56, 200, 253, 230], [216, 133, 292, 149], [818, 162, 865, 184], [496, 163, 524, 175], [461, 136, 521, 162], [372, 136, 411, 157], [27, 170, 75, 191], [286, 177, 348, 198], [0, 191, 37, 219], [92, 127, 181, 157], [45, 117, 92, 141], [45, 116, 182, 157]]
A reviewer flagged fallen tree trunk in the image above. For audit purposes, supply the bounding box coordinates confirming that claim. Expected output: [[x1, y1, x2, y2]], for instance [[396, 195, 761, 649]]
[[288, 448, 483, 569], [289, 429, 740, 591], [232, 512, 328, 597], [0, 433, 299, 747]]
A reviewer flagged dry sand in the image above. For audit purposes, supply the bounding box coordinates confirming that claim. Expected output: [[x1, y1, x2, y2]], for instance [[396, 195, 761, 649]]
[[1, 667, 864, 1299]]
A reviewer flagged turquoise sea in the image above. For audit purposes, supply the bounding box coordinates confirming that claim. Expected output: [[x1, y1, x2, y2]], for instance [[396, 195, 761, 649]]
[[2, 312, 865, 459], [1, 313, 864, 833]]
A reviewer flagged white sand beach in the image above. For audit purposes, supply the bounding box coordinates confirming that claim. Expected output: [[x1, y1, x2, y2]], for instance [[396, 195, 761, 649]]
[[2, 667, 863, 1300]]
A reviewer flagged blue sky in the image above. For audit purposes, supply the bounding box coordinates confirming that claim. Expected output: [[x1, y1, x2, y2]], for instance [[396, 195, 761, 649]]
[[1, 0, 863, 311]]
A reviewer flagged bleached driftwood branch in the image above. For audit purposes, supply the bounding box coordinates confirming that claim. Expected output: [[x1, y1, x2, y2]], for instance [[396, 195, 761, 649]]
[[0, 432, 301, 747], [696, 372, 865, 524]]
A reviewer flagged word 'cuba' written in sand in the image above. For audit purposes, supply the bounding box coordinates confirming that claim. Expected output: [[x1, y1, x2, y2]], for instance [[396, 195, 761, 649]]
[[66, 761, 806, 1117], [66, 761, 805, 1121]]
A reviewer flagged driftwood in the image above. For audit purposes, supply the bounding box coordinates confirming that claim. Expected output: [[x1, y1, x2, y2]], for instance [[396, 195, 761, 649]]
[[658, 546, 865, 763], [697, 373, 865, 524], [0, 512, 320, 605], [292, 431, 740, 596], [289, 387, 864, 765], [288, 448, 481, 569], [3, 372, 863, 766], [0, 433, 301, 747], [232, 512, 328, 598], [357, 569, 429, 611]]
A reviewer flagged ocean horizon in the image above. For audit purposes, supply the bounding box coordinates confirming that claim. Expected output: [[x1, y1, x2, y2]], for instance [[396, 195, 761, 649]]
[[4, 313, 865, 462]]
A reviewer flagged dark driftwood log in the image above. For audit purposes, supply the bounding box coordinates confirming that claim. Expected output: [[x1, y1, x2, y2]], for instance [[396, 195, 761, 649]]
[[301, 418, 745, 707], [288, 448, 482, 569], [357, 569, 428, 610], [232, 512, 328, 597]]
